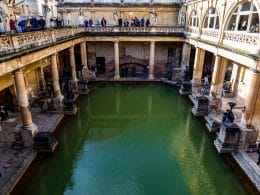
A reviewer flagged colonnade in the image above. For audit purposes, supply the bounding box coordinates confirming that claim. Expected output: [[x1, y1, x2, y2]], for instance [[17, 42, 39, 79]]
[[188, 46, 260, 128]]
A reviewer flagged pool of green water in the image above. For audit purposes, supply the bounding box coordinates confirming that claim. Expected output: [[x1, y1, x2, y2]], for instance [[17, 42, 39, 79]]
[[19, 84, 251, 195]]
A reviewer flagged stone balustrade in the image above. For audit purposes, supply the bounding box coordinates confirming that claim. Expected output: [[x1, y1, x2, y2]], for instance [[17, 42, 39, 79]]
[[201, 28, 219, 38], [223, 31, 259, 46], [187, 27, 199, 35], [223, 31, 259, 55], [0, 26, 184, 56]]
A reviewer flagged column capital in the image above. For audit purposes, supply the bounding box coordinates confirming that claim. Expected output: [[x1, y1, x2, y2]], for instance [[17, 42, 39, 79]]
[[51, 53, 58, 57], [114, 40, 119, 44], [150, 40, 156, 44], [249, 68, 259, 74], [13, 68, 24, 75]]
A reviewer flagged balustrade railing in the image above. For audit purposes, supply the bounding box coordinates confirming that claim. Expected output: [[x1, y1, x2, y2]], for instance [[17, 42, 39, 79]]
[[201, 28, 219, 38], [0, 26, 184, 56], [223, 31, 259, 45]]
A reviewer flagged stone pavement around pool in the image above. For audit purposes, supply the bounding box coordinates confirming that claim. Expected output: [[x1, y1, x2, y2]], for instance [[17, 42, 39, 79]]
[[0, 108, 64, 194]]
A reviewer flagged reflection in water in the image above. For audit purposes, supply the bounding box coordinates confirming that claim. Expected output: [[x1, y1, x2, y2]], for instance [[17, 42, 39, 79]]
[[19, 84, 249, 195]]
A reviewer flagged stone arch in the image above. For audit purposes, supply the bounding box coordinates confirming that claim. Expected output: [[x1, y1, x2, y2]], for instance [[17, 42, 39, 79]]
[[188, 10, 199, 28], [223, 0, 260, 32], [201, 7, 220, 30]]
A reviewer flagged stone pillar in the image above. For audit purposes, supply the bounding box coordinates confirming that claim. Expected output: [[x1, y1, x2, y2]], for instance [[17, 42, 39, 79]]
[[14, 69, 38, 147], [192, 47, 205, 94], [210, 56, 228, 97], [114, 41, 120, 80], [69, 46, 78, 81], [40, 66, 46, 90], [80, 42, 88, 69], [51, 54, 62, 98], [149, 41, 155, 80], [231, 64, 242, 97], [244, 69, 260, 126], [181, 43, 191, 68]]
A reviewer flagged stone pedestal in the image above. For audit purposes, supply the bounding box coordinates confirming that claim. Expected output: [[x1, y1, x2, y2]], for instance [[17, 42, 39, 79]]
[[33, 132, 58, 152], [16, 123, 38, 147], [179, 80, 192, 95], [191, 95, 209, 116], [204, 115, 221, 132], [47, 96, 64, 114], [238, 123, 258, 152], [208, 96, 222, 113], [214, 122, 240, 153], [63, 98, 78, 115], [69, 80, 89, 95]]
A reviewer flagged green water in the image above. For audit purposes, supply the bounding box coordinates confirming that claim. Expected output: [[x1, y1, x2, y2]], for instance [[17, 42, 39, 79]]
[[20, 84, 250, 195]]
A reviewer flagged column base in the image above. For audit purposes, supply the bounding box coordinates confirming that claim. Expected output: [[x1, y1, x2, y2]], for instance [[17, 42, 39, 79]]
[[70, 80, 89, 95], [148, 75, 154, 80], [16, 123, 38, 148], [214, 122, 240, 154], [114, 75, 120, 81], [82, 68, 96, 80], [47, 96, 64, 114], [237, 122, 258, 152], [208, 96, 222, 113], [190, 95, 209, 117], [192, 78, 202, 95]]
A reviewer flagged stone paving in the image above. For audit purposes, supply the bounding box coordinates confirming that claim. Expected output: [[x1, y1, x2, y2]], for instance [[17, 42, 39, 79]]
[[0, 108, 64, 194]]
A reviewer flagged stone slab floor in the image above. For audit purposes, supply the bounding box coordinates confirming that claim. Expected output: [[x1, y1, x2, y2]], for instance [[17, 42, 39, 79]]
[[0, 108, 63, 194]]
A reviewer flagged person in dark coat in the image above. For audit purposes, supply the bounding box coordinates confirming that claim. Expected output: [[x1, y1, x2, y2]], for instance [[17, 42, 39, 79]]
[[140, 17, 145, 27], [118, 18, 123, 27], [146, 19, 150, 27], [101, 17, 107, 27]]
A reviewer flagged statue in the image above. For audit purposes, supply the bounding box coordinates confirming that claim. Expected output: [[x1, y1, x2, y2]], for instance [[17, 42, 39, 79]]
[[222, 102, 236, 123]]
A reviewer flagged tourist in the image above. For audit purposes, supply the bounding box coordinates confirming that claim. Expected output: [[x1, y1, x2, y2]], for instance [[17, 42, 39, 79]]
[[257, 145, 260, 165], [84, 19, 89, 27], [123, 19, 129, 27], [146, 19, 150, 27], [204, 75, 209, 86], [222, 109, 234, 123], [134, 17, 140, 27], [130, 18, 134, 27], [101, 17, 106, 27], [96, 20, 100, 26], [118, 17, 123, 27], [89, 18, 93, 27], [141, 17, 145, 27], [0, 18, 4, 34], [9, 15, 15, 33], [39, 17, 46, 30]]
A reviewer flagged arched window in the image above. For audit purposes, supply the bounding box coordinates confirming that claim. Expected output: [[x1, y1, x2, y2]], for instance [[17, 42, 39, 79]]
[[189, 10, 198, 27], [227, 1, 259, 33], [203, 8, 219, 29]]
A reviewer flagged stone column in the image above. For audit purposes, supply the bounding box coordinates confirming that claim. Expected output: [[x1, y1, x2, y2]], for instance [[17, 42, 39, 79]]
[[231, 64, 241, 97], [181, 43, 191, 68], [14, 69, 38, 147], [149, 41, 155, 80], [51, 54, 63, 98], [114, 41, 120, 80], [210, 56, 228, 97], [69, 46, 78, 81], [244, 69, 260, 125], [80, 42, 88, 69], [40, 65, 46, 90], [192, 47, 205, 94]]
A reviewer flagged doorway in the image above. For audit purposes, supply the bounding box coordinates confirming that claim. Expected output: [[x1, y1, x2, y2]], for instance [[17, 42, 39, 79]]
[[96, 57, 105, 74]]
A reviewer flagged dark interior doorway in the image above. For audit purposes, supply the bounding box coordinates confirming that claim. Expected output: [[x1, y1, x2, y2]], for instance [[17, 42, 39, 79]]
[[96, 57, 105, 74]]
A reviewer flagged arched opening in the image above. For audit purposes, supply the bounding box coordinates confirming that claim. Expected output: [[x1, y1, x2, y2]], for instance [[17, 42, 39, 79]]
[[203, 8, 219, 29], [189, 10, 199, 27], [227, 1, 259, 33]]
